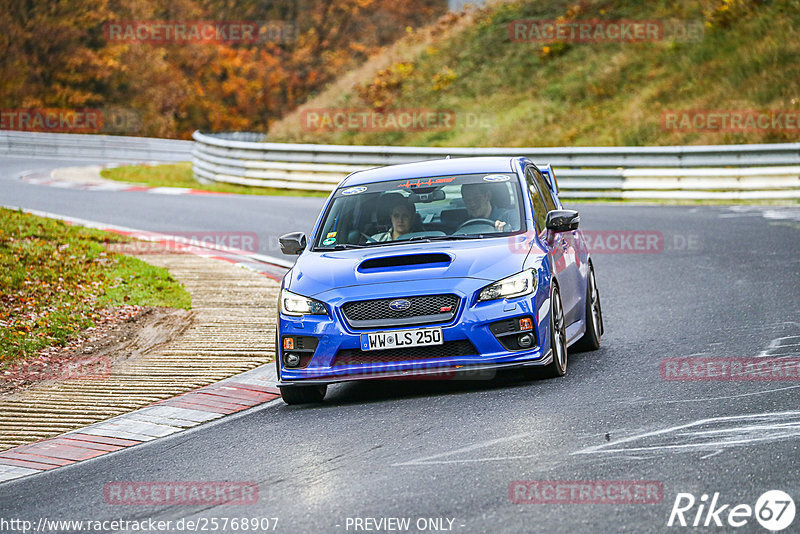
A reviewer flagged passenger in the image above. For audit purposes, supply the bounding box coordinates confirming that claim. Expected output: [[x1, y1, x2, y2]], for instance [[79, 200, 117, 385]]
[[370, 196, 416, 241], [461, 183, 519, 231]]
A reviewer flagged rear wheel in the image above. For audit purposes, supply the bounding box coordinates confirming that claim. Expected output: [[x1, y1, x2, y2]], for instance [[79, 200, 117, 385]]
[[279, 384, 327, 405], [573, 264, 603, 352]]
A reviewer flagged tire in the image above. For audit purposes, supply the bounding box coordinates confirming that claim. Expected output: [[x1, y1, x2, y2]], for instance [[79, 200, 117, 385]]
[[279, 384, 328, 404], [279, 384, 327, 405], [573, 264, 603, 352], [276, 327, 327, 405], [531, 284, 568, 379]]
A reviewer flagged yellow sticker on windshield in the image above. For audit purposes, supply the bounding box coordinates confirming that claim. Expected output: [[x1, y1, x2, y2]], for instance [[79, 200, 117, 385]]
[[327, 232, 337, 238]]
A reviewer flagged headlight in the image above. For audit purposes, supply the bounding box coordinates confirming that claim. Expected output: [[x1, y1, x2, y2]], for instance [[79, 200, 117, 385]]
[[280, 289, 328, 316], [477, 269, 537, 302]]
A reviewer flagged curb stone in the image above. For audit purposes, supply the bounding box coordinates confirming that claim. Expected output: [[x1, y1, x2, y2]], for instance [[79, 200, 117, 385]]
[[0, 364, 279, 483], [0, 238, 285, 484]]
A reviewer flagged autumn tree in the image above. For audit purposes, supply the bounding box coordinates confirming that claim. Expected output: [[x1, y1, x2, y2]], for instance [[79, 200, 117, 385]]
[[0, 0, 447, 138]]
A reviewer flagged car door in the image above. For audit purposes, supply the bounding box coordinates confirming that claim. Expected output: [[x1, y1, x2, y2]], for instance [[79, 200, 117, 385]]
[[526, 166, 582, 326]]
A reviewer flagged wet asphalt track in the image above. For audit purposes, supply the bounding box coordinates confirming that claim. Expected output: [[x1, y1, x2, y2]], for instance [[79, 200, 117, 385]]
[[1, 156, 799, 533]]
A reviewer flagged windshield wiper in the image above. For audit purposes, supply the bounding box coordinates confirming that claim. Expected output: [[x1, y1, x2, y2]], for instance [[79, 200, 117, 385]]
[[316, 243, 368, 251], [317, 235, 493, 250], [401, 234, 484, 243]]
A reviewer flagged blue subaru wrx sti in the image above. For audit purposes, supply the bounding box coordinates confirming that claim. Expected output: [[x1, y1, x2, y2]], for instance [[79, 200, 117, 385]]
[[276, 157, 603, 404]]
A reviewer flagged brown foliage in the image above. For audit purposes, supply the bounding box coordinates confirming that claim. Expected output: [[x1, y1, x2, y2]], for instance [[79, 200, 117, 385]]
[[0, 0, 446, 138]]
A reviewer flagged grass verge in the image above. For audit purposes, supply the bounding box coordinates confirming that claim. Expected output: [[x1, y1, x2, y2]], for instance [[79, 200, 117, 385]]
[[269, 0, 800, 148], [100, 162, 330, 197], [0, 208, 191, 366]]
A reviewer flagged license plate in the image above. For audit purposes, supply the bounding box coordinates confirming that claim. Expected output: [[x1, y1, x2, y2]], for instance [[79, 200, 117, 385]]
[[361, 327, 443, 351]]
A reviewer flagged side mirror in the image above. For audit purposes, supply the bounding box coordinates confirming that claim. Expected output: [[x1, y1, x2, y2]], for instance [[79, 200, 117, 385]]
[[279, 232, 307, 255], [545, 210, 580, 233]]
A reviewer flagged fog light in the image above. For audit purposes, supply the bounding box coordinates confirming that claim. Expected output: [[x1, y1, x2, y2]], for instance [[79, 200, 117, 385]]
[[285, 353, 301, 367], [518, 333, 533, 348]]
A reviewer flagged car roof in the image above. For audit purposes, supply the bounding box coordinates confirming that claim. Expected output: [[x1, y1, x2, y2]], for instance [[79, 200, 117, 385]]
[[340, 157, 526, 187]]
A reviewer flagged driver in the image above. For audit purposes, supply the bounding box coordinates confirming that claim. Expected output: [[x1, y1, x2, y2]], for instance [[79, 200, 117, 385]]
[[461, 183, 518, 231], [370, 196, 416, 242]]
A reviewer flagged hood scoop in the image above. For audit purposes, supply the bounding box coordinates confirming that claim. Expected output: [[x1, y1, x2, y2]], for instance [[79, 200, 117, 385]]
[[358, 253, 452, 272]]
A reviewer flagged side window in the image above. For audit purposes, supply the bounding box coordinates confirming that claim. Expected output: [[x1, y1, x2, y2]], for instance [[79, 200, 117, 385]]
[[532, 168, 557, 212], [525, 168, 548, 232]]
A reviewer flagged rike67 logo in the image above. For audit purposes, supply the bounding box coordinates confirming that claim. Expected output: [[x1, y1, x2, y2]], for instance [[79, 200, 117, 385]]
[[667, 490, 795, 531]]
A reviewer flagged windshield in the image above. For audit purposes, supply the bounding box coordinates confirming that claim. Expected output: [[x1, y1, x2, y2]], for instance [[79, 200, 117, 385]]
[[314, 172, 526, 249]]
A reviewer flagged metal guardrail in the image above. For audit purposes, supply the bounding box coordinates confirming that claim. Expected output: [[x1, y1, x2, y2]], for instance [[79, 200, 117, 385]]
[[192, 131, 800, 200], [3, 130, 797, 199], [1, 130, 192, 162]]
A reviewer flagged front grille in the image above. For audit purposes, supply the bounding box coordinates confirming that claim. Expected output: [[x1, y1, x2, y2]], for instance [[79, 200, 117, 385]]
[[333, 340, 477, 366], [341, 294, 460, 329]]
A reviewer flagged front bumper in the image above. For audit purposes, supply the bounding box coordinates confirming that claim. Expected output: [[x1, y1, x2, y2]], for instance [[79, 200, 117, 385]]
[[278, 351, 553, 385], [277, 279, 551, 385]]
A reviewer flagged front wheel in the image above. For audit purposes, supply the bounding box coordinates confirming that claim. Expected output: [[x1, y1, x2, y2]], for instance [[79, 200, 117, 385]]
[[530, 284, 568, 379], [279, 384, 327, 405], [573, 264, 603, 352]]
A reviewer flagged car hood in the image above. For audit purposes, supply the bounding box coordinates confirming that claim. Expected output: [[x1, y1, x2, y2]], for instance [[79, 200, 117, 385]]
[[287, 237, 531, 298]]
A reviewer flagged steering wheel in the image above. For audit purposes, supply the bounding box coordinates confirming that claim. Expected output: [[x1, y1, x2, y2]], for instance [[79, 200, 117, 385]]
[[454, 218, 498, 234], [359, 232, 378, 243], [346, 230, 379, 244]]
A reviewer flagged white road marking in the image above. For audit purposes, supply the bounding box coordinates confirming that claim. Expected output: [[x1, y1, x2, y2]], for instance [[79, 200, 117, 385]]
[[757, 335, 800, 357], [393, 453, 546, 466], [721, 206, 800, 222], [0, 465, 43, 482], [391, 433, 531, 466], [572, 411, 800, 456], [644, 331, 800, 405], [645, 384, 800, 404]]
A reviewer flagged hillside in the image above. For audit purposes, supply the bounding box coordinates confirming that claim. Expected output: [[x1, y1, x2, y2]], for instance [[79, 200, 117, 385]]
[[268, 0, 800, 147], [0, 0, 445, 138]]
